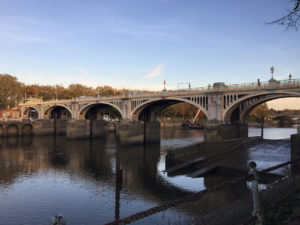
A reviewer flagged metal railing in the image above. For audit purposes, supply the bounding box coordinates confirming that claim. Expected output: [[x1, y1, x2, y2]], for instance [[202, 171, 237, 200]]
[[104, 158, 300, 225], [19, 78, 300, 105]]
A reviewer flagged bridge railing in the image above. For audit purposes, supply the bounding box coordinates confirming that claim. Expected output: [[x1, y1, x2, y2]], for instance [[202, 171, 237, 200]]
[[127, 78, 300, 97], [19, 78, 300, 105]]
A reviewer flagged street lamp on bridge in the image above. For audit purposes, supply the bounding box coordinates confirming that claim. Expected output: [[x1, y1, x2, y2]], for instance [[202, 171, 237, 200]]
[[270, 66, 275, 79]]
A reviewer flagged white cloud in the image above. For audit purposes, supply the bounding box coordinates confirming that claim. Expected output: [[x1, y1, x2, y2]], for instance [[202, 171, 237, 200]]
[[142, 64, 164, 79], [74, 67, 88, 77]]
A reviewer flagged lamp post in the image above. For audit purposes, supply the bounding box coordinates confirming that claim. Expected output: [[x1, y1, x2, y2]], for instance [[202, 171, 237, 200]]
[[270, 66, 274, 79], [163, 80, 166, 91]]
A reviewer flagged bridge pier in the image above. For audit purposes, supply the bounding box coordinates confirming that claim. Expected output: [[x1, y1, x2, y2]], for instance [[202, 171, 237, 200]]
[[116, 120, 160, 145], [32, 120, 55, 136], [204, 122, 248, 142], [66, 119, 109, 139]]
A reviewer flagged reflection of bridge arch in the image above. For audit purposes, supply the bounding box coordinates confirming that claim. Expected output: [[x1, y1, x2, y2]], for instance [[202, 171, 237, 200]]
[[23, 107, 39, 120], [78, 103, 122, 120], [223, 92, 300, 123], [44, 105, 72, 120], [131, 97, 208, 121]]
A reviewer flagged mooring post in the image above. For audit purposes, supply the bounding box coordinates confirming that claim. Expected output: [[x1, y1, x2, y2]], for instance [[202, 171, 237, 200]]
[[260, 117, 264, 140], [248, 161, 264, 225]]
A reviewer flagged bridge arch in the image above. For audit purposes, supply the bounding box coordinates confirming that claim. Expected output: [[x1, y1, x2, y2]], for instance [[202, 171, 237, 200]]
[[23, 107, 39, 120], [131, 97, 208, 121], [223, 91, 300, 123], [7, 124, 18, 136], [79, 103, 122, 120], [44, 105, 72, 120]]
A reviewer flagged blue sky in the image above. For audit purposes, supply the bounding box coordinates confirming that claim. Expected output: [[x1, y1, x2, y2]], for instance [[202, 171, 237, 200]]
[[0, 0, 300, 108]]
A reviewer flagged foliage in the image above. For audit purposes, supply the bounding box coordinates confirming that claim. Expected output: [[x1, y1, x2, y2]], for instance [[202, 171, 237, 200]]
[[248, 103, 271, 122], [0, 74, 24, 109], [0, 74, 132, 109]]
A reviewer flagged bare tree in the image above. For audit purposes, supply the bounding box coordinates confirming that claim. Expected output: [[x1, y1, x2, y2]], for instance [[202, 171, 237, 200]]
[[267, 0, 300, 30]]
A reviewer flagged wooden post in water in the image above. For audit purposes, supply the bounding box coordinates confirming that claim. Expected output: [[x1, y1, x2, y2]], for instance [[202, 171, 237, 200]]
[[260, 117, 264, 140]]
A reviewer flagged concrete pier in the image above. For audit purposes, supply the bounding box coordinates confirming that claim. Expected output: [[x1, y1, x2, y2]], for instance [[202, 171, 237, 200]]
[[91, 120, 108, 138], [144, 121, 161, 144], [66, 120, 90, 139], [204, 123, 248, 142], [116, 120, 161, 145], [116, 121, 144, 145]]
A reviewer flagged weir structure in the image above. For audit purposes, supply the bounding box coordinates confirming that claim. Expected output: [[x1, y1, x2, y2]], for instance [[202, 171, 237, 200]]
[[1, 78, 299, 144]]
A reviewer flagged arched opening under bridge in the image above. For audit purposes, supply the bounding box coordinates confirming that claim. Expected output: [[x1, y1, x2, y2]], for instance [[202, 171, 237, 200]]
[[132, 99, 208, 123], [224, 93, 300, 124], [44, 106, 72, 120], [23, 107, 38, 120], [80, 103, 122, 121]]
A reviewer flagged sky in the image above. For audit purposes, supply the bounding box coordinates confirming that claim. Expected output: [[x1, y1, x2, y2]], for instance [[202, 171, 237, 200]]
[[0, 0, 300, 109]]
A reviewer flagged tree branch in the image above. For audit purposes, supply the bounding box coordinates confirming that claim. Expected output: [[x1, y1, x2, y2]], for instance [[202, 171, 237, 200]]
[[266, 0, 300, 30]]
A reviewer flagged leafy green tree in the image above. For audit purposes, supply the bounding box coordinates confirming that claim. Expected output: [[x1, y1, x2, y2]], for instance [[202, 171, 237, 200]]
[[0, 74, 23, 109], [248, 103, 271, 122]]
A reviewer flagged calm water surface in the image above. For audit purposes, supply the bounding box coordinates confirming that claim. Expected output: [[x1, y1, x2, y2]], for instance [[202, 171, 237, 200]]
[[0, 127, 297, 225]]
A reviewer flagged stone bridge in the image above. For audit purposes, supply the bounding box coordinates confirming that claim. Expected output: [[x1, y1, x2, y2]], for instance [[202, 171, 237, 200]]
[[20, 78, 300, 123], [1, 78, 299, 143]]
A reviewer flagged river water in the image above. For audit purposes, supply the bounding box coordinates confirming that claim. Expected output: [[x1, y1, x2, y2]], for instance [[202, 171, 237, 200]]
[[0, 127, 297, 225]]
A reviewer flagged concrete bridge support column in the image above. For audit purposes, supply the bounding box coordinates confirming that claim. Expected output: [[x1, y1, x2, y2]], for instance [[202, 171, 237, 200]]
[[116, 120, 161, 145], [55, 120, 68, 135], [0, 124, 7, 137], [91, 120, 108, 138], [144, 121, 161, 144], [66, 119, 91, 139], [204, 123, 248, 142], [116, 120, 144, 145], [32, 120, 55, 136]]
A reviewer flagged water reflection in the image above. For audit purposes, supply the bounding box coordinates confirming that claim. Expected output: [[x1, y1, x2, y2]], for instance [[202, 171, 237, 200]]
[[0, 127, 295, 225]]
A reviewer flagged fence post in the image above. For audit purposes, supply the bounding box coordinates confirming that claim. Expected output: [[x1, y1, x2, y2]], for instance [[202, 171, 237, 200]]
[[248, 161, 264, 225]]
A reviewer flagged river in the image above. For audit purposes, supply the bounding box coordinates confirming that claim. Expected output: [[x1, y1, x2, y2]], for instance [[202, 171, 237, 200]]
[[0, 127, 297, 225]]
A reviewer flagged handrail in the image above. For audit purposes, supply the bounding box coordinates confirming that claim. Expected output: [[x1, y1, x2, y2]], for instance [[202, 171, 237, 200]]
[[19, 78, 300, 105], [104, 158, 300, 225]]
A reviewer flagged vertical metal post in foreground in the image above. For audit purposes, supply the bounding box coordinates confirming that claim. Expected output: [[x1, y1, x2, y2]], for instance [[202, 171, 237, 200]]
[[260, 117, 264, 140], [248, 161, 264, 225]]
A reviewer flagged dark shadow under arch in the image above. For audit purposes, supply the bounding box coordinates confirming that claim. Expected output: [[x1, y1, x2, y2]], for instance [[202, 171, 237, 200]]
[[80, 103, 122, 120], [44, 106, 72, 120], [132, 99, 207, 122]]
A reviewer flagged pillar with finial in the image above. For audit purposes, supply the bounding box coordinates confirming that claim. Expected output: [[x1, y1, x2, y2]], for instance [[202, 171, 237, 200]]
[[163, 80, 167, 91], [268, 66, 279, 85], [270, 66, 274, 79]]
